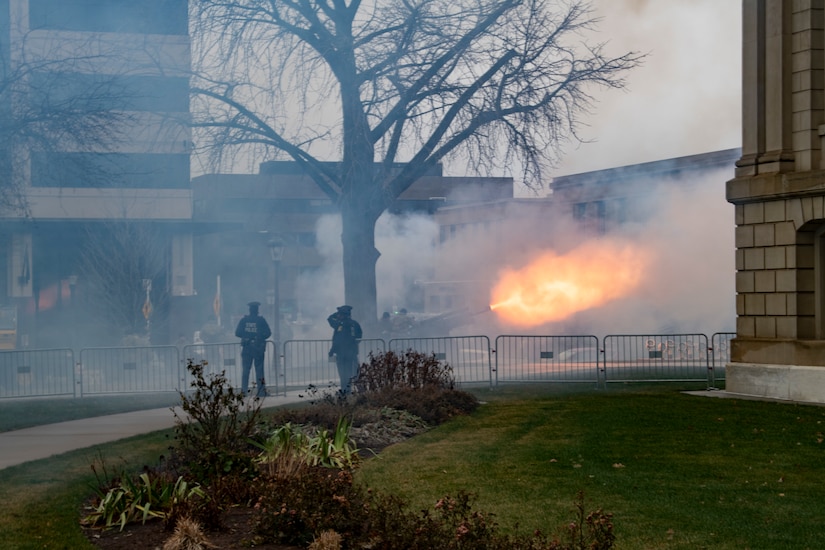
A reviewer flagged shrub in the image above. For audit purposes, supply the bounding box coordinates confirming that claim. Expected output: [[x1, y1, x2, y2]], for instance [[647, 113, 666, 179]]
[[357, 350, 456, 391], [352, 350, 479, 424], [253, 466, 614, 550], [171, 360, 265, 491], [252, 467, 368, 547]]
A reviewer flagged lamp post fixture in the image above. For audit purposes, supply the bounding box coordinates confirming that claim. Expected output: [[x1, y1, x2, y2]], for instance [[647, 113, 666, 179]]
[[142, 278, 152, 335], [267, 237, 284, 350], [67, 275, 77, 302], [268, 237, 284, 393], [67, 275, 78, 351]]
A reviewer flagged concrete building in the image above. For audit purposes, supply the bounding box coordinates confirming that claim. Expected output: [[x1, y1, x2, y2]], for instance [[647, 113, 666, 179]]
[[726, 1, 825, 402], [0, 0, 193, 349], [553, 148, 740, 235]]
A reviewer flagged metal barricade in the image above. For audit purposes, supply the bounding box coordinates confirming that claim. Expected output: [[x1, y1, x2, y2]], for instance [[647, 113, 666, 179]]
[[0, 348, 75, 398], [359, 338, 388, 363], [182, 341, 241, 390], [602, 334, 710, 386], [710, 332, 735, 389], [79, 346, 181, 395], [280, 338, 385, 393], [181, 341, 279, 396], [494, 335, 600, 386], [282, 339, 340, 392], [389, 336, 493, 387], [0, 331, 738, 401]]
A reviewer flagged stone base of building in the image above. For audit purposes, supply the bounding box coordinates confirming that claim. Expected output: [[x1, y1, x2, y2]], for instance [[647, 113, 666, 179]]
[[726, 363, 825, 404]]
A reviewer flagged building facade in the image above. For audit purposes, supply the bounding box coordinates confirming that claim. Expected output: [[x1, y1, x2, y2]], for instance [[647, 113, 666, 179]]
[[0, 0, 193, 349], [726, 0, 825, 402]]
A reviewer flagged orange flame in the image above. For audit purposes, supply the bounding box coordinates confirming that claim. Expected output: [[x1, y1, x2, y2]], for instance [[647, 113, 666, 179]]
[[490, 240, 649, 327]]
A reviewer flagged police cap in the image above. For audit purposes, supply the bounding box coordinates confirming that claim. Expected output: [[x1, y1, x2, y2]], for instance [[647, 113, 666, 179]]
[[248, 301, 261, 309], [337, 305, 353, 313]]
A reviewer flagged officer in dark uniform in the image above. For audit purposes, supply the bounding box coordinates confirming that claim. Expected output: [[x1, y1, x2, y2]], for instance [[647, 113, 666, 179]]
[[327, 305, 363, 394], [235, 301, 272, 397]]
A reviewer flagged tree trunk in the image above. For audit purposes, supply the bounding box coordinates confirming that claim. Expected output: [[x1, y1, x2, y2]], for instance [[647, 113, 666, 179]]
[[340, 202, 381, 336]]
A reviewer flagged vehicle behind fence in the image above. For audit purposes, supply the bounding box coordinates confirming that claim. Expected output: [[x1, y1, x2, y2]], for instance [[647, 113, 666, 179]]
[[0, 332, 736, 399]]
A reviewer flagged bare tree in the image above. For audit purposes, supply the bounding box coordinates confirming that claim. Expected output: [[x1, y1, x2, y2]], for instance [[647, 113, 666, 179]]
[[190, 0, 642, 327], [78, 221, 169, 343]]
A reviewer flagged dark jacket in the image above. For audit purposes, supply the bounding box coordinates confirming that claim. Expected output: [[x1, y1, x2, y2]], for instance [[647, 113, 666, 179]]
[[235, 314, 271, 354], [328, 313, 362, 357]]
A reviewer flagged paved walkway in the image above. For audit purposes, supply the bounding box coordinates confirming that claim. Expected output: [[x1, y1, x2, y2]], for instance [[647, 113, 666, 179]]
[[2, 390, 821, 471], [0, 393, 305, 471]]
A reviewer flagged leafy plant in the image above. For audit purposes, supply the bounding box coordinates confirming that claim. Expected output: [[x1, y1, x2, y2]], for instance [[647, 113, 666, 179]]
[[252, 421, 311, 479], [306, 417, 360, 468], [82, 473, 206, 531], [254, 417, 360, 477]]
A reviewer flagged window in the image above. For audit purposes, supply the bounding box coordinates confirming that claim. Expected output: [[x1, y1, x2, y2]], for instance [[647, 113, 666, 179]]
[[29, 0, 188, 36], [30, 73, 189, 113], [295, 233, 316, 247], [595, 200, 606, 234], [31, 152, 190, 188]]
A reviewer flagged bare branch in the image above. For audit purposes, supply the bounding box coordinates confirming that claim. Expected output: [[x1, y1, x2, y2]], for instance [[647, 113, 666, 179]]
[[190, 0, 643, 317]]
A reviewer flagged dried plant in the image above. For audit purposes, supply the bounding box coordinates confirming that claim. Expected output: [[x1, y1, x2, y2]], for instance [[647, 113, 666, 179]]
[[162, 517, 216, 550], [308, 530, 343, 550]]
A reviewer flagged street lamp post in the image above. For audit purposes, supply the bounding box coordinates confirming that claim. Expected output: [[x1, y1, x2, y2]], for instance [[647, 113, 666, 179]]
[[268, 236, 284, 364], [142, 278, 152, 336], [67, 275, 77, 351]]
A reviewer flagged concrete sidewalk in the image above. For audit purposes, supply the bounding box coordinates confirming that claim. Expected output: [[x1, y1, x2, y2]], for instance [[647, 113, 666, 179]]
[[4, 390, 818, 472], [0, 393, 304, 471]]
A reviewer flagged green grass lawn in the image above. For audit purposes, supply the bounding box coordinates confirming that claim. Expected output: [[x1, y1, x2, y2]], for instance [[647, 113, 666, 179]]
[[0, 430, 172, 549], [357, 385, 825, 549], [2, 384, 824, 549]]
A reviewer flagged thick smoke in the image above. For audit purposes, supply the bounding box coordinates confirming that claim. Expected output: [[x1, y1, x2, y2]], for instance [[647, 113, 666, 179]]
[[568, 167, 735, 336], [292, 212, 442, 338], [297, 164, 735, 339]]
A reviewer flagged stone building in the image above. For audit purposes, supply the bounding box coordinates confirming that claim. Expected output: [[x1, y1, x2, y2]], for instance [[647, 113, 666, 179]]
[[726, 0, 825, 402]]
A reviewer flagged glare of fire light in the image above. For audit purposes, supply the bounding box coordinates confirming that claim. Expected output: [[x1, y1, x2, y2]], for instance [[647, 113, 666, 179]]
[[490, 241, 649, 327]]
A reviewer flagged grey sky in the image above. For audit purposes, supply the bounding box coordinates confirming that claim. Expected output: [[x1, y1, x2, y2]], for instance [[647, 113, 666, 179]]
[[550, 0, 740, 179]]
